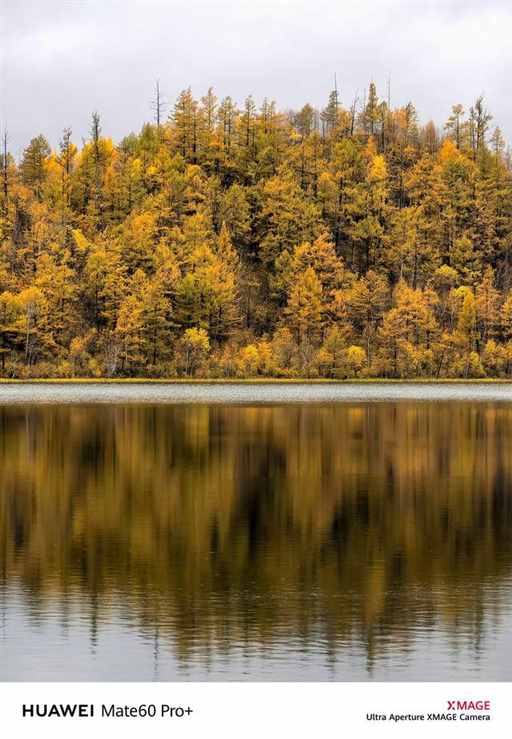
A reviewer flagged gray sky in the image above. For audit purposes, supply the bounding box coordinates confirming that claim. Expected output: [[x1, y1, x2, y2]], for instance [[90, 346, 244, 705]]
[[2, 0, 511, 156]]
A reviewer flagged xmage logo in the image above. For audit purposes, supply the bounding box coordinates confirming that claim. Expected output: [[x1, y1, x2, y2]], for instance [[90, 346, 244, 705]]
[[446, 701, 490, 711]]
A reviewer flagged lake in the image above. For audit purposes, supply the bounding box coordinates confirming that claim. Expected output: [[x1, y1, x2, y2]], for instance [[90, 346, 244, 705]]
[[1, 383, 512, 681]]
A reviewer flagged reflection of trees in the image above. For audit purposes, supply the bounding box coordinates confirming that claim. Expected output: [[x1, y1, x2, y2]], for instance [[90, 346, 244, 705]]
[[1, 402, 512, 663]]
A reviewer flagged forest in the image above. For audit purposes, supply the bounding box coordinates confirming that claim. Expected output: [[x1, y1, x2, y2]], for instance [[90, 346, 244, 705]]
[[1, 83, 512, 378]]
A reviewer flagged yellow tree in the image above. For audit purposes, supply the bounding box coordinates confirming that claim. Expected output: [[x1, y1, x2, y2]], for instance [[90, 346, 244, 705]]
[[284, 266, 323, 369]]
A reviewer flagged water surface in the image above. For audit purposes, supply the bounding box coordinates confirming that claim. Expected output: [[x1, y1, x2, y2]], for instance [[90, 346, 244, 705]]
[[2, 381, 512, 404], [1, 383, 511, 680]]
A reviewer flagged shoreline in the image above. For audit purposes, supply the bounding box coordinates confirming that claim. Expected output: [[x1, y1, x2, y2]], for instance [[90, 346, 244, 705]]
[[2, 377, 512, 385], [2, 379, 512, 405]]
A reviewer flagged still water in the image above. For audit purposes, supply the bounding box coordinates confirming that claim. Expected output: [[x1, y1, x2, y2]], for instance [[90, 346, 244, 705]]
[[1, 383, 512, 681]]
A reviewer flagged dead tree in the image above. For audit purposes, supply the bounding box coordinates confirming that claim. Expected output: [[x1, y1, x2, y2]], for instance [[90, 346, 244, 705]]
[[151, 80, 167, 137]]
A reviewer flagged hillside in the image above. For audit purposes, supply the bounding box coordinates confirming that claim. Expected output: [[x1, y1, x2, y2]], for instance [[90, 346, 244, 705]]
[[1, 85, 511, 378]]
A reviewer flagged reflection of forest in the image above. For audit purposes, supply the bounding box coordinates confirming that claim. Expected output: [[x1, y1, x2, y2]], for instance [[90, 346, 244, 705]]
[[1, 402, 511, 663]]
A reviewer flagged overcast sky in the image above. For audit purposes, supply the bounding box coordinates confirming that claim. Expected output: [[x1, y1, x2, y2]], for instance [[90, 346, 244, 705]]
[[1, 0, 511, 156]]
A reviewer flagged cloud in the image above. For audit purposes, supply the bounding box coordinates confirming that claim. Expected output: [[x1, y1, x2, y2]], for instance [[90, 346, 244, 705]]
[[2, 0, 511, 153]]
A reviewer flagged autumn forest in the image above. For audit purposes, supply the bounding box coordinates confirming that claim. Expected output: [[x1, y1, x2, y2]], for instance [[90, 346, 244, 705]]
[[1, 83, 512, 378]]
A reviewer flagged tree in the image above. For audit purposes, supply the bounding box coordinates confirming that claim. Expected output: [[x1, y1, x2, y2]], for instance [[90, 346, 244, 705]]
[[352, 151, 388, 271], [445, 104, 465, 149], [457, 289, 477, 349], [257, 174, 322, 267], [321, 86, 340, 135], [0, 291, 21, 372], [1, 130, 9, 217], [377, 282, 437, 377], [294, 104, 315, 138], [114, 270, 171, 372], [362, 82, 379, 138], [179, 327, 210, 375], [475, 266, 500, 345], [21, 135, 50, 199], [174, 242, 239, 342], [151, 80, 167, 137], [217, 96, 238, 159], [315, 324, 349, 377], [172, 88, 202, 163], [469, 96, 492, 161], [284, 266, 323, 350]]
